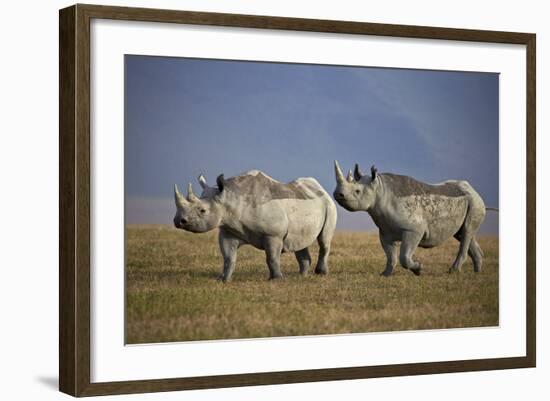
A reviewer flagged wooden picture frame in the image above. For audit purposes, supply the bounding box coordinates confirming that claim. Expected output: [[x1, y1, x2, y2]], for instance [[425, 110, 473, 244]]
[[59, 3, 536, 397]]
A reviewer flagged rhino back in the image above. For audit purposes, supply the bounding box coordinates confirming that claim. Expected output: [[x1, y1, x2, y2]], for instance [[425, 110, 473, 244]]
[[381, 173, 466, 197], [224, 171, 326, 205]]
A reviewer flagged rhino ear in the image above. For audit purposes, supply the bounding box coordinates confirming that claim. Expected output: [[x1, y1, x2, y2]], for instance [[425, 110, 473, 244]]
[[354, 163, 364, 181], [370, 165, 378, 181], [198, 174, 208, 189], [216, 174, 225, 192]]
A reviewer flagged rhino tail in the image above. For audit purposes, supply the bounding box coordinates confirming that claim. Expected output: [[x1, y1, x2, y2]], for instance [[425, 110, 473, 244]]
[[485, 207, 499, 212]]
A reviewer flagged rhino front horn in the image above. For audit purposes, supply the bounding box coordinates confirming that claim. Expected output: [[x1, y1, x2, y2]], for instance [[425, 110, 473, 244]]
[[174, 184, 187, 207], [187, 182, 200, 203], [334, 160, 345, 184]]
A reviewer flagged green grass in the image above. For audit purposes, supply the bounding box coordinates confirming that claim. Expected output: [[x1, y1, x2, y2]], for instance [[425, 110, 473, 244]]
[[125, 225, 499, 344]]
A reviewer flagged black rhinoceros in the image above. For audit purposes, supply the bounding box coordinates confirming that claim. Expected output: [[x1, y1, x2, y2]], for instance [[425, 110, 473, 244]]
[[333, 161, 490, 276], [174, 170, 337, 281]]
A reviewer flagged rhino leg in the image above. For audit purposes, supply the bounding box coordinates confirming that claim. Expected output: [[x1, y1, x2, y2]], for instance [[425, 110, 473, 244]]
[[454, 232, 484, 272], [379, 233, 398, 277], [295, 248, 311, 275], [265, 236, 284, 280], [314, 241, 330, 275], [449, 233, 473, 273], [468, 238, 483, 272], [217, 230, 241, 282], [399, 231, 423, 275], [314, 205, 336, 275], [450, 195, 485, 273]]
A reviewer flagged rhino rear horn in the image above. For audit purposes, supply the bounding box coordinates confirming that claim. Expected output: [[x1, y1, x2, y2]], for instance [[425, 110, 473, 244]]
[[347, 169, 354, 183], [216, 174, 225, 192], [187, 182, 200, 203], [354, 163, 364, 181]]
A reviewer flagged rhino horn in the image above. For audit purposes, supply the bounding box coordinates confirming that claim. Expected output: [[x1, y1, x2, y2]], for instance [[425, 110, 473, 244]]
[[354, 163, 364, 181], [198, 174, 208, 189], [334, 160, 345, 184], [174, 184, 187, 207], [347, 169, 354, 183], [187, 182, 200, 203]]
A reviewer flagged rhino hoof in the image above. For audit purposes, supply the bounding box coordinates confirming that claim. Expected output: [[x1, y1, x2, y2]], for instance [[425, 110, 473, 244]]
[[269, 273, 284, 280], [314, 267, 328, 275], [448, 267, 461, 274], [380, 270, 393, 277], [411, 265, 422, 276], [216, 275, 230, 282]]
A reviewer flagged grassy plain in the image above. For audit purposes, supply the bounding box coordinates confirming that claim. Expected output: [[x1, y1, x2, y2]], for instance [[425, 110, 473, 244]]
[[125, 225, 499, 344]]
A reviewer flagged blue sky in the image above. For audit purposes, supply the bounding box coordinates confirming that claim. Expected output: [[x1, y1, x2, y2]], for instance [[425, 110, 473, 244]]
[[125, 55, 499, 233]]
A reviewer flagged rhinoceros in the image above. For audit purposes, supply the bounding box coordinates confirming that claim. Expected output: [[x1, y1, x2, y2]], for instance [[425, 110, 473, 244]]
[[173, 170, 337, 281], [333, 161, 489, 276]]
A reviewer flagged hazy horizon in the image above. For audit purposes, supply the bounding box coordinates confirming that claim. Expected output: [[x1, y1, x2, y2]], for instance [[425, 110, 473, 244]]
[[125, 55, 499, 234]]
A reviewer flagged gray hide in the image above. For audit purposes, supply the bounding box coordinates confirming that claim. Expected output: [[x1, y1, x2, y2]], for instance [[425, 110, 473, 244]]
[[174, 170, 337, 281], [333, 161, 487, 276]]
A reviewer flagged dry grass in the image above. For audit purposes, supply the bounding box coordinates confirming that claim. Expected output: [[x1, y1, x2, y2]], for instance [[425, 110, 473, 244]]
[[125, 225, 499, 344]]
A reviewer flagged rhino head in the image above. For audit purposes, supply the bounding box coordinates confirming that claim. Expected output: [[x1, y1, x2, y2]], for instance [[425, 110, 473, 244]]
[[333, 160, 379, 211], [173, 175, 225, 233]]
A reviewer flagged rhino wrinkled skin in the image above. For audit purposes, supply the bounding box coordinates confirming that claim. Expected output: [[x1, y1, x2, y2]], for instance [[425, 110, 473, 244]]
[[333, 161, 487, 276], [174, 170, 337, 281]]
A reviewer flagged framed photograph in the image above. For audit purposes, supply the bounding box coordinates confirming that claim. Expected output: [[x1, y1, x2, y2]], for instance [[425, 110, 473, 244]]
[[59, 4, 536, 397]]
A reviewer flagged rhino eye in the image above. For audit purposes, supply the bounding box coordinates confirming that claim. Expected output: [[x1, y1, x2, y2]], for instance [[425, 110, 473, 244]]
[[355, 189, 361, 195], [200, 208, 206, 214]]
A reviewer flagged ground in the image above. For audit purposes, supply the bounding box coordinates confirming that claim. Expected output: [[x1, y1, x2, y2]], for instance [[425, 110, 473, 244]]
[[125, 225, 499, 344]]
